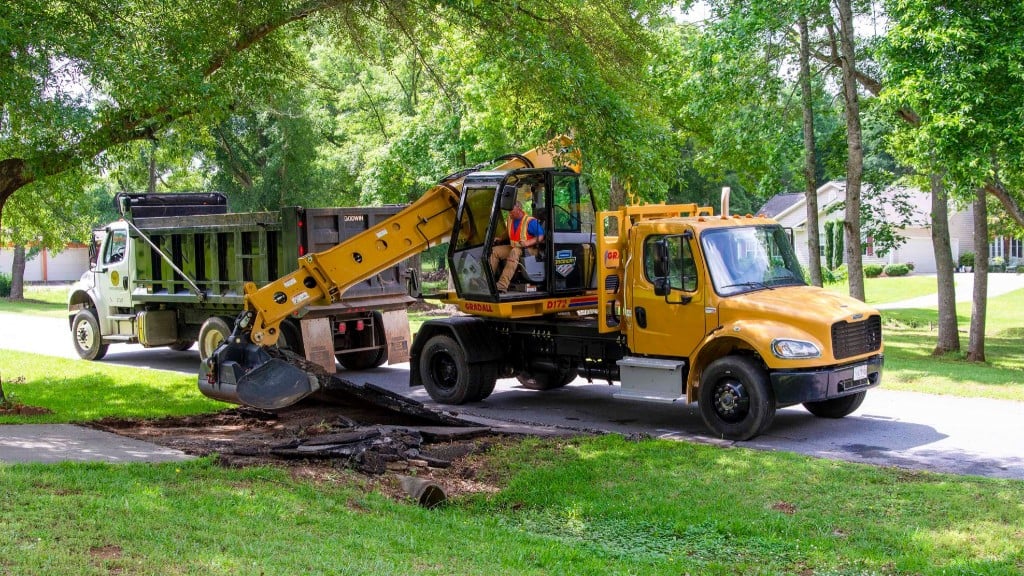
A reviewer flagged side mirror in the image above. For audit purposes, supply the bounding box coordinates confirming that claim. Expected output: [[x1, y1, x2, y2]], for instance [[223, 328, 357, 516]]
[[500, 185, 517, 211], [654, 277, 670, 297], [653, 238, 670, 278]]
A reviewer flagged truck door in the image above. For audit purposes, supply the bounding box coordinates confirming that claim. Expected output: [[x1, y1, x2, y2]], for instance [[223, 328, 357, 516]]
[[627, 231, 707, 358], [97, 224, 132, 310]]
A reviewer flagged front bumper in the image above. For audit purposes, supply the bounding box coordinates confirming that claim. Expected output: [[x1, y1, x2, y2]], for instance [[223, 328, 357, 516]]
[[769, 354, 884, 407]]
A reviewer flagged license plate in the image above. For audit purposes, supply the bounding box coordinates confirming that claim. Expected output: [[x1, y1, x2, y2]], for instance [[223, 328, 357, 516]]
[[853, 364, 868, 381]]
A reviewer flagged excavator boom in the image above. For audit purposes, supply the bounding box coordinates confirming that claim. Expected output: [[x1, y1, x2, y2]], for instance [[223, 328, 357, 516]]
[[199, 137, 576, 409]]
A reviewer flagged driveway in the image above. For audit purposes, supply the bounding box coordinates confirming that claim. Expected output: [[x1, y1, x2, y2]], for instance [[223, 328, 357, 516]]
[[2, 311, 1023, 479], [875, 271, 1024, 309]]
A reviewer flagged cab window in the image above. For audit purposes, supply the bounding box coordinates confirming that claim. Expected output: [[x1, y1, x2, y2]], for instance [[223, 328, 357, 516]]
[[103, 229, 128, 265], [644, 234, 697, 292]]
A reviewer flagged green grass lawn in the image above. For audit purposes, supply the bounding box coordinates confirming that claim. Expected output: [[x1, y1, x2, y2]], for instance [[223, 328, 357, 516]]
[[0, 283, 70, 318], [880, 288, 1024, 400], [0, 350, 226, 424], [1, 436, 1022, 575], [825, 274, 941, 305]]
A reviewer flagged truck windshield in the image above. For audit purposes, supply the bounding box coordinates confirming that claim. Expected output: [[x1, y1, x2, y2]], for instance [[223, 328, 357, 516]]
[[701, 225, 806, 296]]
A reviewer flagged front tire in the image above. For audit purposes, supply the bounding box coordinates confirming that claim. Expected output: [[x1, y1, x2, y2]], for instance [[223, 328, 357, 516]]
[[419, 334, 481, 405], [698, 355, 775, 441], [72, 309, 108, 361], [803, 391, 866, 418], [198, 317, 232, 362]]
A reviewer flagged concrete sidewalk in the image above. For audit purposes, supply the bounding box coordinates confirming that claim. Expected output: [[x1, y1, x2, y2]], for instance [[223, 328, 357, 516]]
[[875, 272, 1024, 310], [0, 424, 192, 464]]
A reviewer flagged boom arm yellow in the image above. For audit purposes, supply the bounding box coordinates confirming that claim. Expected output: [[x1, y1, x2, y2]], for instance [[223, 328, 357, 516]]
[[242, 137, 576, 347]]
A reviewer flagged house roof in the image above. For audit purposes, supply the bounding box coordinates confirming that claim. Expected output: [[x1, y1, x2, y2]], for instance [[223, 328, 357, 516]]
[[763, 181, 933, 229], [757, 193, 803, 218]]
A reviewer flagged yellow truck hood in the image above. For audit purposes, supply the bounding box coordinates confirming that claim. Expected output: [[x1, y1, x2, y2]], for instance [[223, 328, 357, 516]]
[[716, 285, 881, 365]]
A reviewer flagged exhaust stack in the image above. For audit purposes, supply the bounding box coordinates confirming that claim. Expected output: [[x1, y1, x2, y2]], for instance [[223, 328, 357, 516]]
[[720, 186, 731, 219]]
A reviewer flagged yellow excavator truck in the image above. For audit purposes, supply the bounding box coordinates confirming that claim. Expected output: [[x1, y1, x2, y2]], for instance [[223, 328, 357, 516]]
[[200, 138, 883, 440]]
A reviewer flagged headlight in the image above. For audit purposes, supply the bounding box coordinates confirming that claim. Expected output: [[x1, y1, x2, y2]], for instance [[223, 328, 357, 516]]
[[771, 339, 821, 359]]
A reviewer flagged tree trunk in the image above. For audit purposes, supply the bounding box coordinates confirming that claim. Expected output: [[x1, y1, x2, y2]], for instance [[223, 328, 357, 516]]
[[929, 169, 959, 354], [798, 16, 822, 286], [836, 0, 865, 302], [148, 140, 158, 194], [967, 187, 987, 362], [609, 176, 627, 210], [10, 244, 26, 300]]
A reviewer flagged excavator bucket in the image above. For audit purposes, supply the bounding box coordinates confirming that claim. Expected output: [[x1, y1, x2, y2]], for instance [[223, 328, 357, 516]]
[[199, 338, 321, 410]]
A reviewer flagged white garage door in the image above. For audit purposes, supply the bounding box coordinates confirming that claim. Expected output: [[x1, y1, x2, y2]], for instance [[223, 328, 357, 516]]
[[895, 237, 937, 273]]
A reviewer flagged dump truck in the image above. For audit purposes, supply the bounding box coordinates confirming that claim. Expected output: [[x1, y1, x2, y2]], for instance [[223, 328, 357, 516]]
[[202, 138, 883, 440], [68, 193, 414, 371]]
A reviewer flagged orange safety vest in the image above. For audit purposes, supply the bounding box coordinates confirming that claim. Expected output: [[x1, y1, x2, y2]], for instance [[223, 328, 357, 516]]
[[507, 215, 537, 243]]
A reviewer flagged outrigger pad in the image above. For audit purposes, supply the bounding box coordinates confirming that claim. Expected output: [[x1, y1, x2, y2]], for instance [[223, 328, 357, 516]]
[[236, 358, 321, 410]]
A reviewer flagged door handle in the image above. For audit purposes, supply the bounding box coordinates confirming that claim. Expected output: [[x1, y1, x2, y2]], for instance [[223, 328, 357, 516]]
[[635, 306, 647, 328], [123, 277, 129, 290]]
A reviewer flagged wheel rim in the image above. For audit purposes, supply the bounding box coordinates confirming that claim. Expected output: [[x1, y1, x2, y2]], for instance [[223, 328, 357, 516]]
[[75, 319, 95, 351], [428, 352, 459, 392], [201, 330, 225, 359], [711, 378, 750, 423]]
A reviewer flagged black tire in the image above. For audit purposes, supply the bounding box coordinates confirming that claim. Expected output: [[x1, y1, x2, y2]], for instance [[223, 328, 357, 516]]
[[71, 309, 108, 361], [278, 320, 305, 357], [471, 363, 499, 402], [515, 361, 578, 391], [198, 316, 232, 362], [419, 334, 481, 405], [167, 340, 195, 352], [339, 347, 387, 370], [803, 391, 866, 418], [698, 355, 775, 441]]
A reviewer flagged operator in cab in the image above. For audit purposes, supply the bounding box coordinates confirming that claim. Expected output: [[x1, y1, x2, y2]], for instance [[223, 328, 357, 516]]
[[489, 199, 544, 293]]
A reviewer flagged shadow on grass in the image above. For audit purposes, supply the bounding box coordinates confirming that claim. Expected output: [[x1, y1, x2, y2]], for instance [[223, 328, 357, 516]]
[[0, 371, 225, 424]]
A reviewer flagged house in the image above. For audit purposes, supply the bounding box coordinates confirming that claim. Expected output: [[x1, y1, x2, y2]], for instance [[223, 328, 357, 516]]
[[0, 244, 91, 283], [758, 181, 985, 274]]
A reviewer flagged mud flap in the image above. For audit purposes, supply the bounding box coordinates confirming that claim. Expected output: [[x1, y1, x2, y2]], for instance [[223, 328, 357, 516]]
[[199, 340, 321, 410]]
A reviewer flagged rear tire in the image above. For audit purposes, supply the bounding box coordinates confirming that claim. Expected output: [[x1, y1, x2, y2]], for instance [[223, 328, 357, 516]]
[[198, 317, 232, 362], [72, 309, 108, 361], [803, 391, 866, 418], [698, 355, 775, 441], [419, 334, 480, 405]]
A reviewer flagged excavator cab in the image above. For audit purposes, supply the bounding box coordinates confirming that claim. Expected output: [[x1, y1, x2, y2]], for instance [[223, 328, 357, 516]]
[[448, 168, 597, 302]]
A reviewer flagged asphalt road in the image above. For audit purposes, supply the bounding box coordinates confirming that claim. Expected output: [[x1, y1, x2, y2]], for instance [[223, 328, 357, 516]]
[[3, 311, 1023, 479]]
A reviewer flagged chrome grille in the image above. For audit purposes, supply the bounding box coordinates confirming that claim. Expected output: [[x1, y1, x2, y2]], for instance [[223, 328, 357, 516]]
[[831, 316, 882, 360]]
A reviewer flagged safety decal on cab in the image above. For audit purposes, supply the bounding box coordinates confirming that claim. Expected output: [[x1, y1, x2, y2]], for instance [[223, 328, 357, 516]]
[[555, 250, 576, 278]]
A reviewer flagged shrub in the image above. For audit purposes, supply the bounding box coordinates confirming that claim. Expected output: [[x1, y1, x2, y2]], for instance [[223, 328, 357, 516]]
[[0, 272, 10, 298], [989, 256, 1006, 273], [864, 264, 884, 278], [959, 252, 975, 267], [884, 263, 910, 277], [905, 261, 915, 271]]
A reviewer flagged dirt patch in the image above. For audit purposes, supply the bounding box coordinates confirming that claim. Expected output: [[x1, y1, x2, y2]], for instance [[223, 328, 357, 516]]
[[0, 403, 53, 416], [89, 545, 123, 560], [87, 391, 551, 501]]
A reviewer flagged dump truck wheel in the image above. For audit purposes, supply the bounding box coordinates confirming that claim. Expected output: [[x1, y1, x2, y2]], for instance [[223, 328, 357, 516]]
[[168, 340, 195, 352], [803, 391, 866, 418], [698, 355, 775, 441], [72, 309, 108, 361], [420, 334, 480, 405], [198, 317, 232, 362]]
